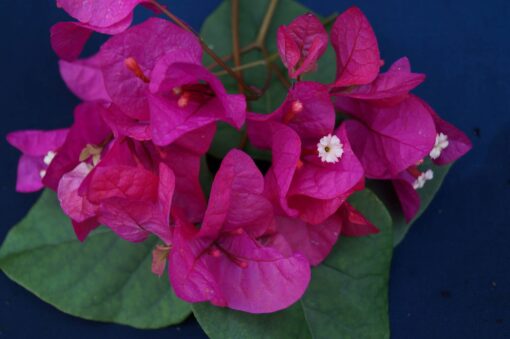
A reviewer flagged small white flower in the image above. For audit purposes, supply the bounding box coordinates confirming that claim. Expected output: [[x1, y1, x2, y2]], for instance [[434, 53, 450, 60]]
[[429, 133, 449, 159], [413, 169, 434, 190], [43, 150, 56, 166], [317, 134, 344, 163]]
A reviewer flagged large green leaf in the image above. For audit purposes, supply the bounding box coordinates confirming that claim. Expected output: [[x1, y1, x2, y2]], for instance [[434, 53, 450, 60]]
[[193, 189, 393, 339], [0, 190, 190, 329]]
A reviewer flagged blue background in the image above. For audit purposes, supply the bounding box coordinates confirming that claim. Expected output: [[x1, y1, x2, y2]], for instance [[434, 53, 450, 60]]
[[0, 0, 508, 338]]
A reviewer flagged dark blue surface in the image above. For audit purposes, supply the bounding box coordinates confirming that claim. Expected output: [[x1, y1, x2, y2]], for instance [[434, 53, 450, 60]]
[[0, 1, 508, 338]]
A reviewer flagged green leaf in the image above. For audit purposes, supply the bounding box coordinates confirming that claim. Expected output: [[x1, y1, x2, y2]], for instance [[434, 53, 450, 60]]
[[0, 190, 190, 329], [192, 189, 393, 339], [368, 160, 451, 246]]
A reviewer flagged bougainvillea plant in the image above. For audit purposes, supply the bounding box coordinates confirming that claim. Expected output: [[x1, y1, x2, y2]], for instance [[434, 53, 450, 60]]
[[0, 0, 471, 337]]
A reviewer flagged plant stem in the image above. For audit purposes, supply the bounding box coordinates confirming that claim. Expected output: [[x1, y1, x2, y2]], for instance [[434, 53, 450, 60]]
[[150, 0, 258, 98], [231, 0, 243, 93], [256, 0, 279, 46]]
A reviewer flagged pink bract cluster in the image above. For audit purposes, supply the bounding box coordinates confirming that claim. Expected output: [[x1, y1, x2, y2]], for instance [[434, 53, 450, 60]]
[[7, 2, 471, 314]]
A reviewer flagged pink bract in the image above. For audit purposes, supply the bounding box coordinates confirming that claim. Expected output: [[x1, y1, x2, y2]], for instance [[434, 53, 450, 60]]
[[98, 18, 203, 121], [277, 13, 328, 79], [56, 0, 144, 28], [7, 129, 68, 192], [335, 57, 426, 106], [169, 150, 310, 314], [44, 102, 111, 190], [338, 96, 436, 179], [149, 62, 246, 146], [331, 6, 380, 88]]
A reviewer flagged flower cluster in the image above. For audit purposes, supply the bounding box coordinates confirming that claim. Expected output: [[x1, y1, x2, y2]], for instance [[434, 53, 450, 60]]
[[8, 2, 471, 314]]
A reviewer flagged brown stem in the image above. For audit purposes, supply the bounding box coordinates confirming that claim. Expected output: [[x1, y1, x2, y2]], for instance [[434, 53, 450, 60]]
[[231, 0, 243, 92], [150, 0, 258, 97], [322, 12, 339, 27], [256, 0, 279, 46], [206, 43, 257, 70]]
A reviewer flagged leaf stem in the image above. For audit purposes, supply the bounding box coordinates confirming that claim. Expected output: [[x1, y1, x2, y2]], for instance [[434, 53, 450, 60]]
[[256, 0, 279, 46], [149, 0, 259, 98], [231, 0, 243, 92]]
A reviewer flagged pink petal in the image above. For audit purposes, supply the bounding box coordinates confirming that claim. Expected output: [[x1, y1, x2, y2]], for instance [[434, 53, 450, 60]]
[[289, 124, 364, 199], [149, 62, 246, 146], [201, 150, 273, 239], [340, 96, 436, 179], [418, 97, 472, 165], [7, 129, 68, 156], [50, 22, 92, 61], [15, 155, 45, 193], [339, 57, 426, 105], [288, 194, 346, 225], [275, 214, 342, 266], [59, 56, 110, 102], [58, 162, 97, 223], [331, 6, 380, 87], [248, 81, 334, 147], [99, 18, 202, 120], [170, 228, 310, 313], [339, 202, 379, 236], [392, 170, 421, 222], [99, 104, 151, 141], [56, 0, 142, 28], [72, 218, 100, 242], [44, 103, 111, 190], [277, 13, 328, 78]]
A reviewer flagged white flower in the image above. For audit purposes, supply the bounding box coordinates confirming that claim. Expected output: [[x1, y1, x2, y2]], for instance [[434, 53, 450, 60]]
[[43, 150, 56, 166], [317, 134, 344, 163], [429, 133, 449, 159], [413, 169, 434, 190]]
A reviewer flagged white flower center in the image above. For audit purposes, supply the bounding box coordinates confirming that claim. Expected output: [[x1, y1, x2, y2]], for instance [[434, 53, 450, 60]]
[[317, 134, 344, 163], [429, 133, 449, 159], [413, 169, 434, 190], [43, 151, 56, 166]]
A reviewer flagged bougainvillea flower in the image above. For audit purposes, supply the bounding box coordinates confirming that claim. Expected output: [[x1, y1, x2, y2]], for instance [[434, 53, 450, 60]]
[[333, 57, 426, 106], [331, 6, 380, 88], [43, 102, 111, 190], [51, 0, 146, 60], [337, 95, 436, 179], [148, 61, 246, 145], [263, 123, 364, 225], [7, 129, 68, 192], [248, 82, 363, 224], [169, 150, 310, 313], [59, 123, 215, 242], [277, 13, 328, 79], [248, 81, 335, 148], [59, 138, 174, 243], [418, 97, 472, 165], [98, 18, 203, 122], [59, 55, 110, 103]]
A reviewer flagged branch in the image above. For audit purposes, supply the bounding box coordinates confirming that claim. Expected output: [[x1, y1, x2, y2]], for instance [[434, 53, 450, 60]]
[[231, 0, 243, 92], [150, 0, 259, 98]]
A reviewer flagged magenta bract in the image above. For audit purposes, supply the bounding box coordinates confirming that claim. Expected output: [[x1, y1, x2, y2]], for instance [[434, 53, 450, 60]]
[[169, 150, 310, 313], [277, 13, 328, 79]]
